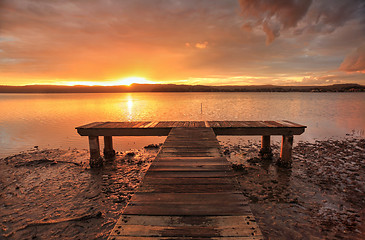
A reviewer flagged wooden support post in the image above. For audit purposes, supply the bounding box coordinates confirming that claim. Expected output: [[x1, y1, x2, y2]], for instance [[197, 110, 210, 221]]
[[278, 135, 293, 167], [88, 136, 103, 167], [259, 135, 273, 160], [103, 136, 115, 158]]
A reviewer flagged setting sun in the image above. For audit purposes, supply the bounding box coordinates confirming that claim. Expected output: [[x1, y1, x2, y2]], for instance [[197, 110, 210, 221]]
[[61, 77, 155, 86], [116, 77, 154, 86]]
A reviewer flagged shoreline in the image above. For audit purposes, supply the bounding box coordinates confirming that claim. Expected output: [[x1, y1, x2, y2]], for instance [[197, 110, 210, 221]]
[[1, 137, 364, 239]]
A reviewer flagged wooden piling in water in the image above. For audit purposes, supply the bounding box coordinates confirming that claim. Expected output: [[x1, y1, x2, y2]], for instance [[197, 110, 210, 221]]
[[260, 135, 273, 160], [278, 135, 294, 167], [88, 136, 103, 167], [103, 136, 115, 158]]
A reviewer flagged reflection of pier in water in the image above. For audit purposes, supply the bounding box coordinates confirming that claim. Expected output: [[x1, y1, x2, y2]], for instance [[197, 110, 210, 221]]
[[76, 121, 306, 239]]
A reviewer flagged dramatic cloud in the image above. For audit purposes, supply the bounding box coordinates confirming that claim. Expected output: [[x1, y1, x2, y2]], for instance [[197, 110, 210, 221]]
[[239, 0, 365, 44], [239, 0, 312, 44], [340, 44, 365, 73]]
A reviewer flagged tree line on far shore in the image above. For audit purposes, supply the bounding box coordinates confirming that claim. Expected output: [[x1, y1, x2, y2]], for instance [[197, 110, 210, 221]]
[[0, 83, 363, 93]]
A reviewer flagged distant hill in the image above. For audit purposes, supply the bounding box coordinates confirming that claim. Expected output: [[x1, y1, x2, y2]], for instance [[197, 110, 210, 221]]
[[0, 83, 363, 93]]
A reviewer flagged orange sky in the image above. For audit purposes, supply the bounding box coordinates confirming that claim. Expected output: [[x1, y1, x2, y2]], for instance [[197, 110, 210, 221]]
[[0, 0, 364, 86]]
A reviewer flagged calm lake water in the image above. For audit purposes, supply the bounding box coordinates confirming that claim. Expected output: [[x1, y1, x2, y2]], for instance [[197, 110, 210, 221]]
[[0, 92, 364, 157]]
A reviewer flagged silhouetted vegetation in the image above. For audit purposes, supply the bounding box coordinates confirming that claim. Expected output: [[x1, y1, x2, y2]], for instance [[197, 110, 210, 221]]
[[0, 83, 363, 93]]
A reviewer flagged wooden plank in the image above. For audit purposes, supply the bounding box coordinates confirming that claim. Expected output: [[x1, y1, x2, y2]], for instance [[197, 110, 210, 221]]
[[182, 121, 190, 127], [144, 171, 236, 178], [143, 121, 157, 128], [141, 177, 237, 187], [76, 121, 103, 129], [150, 121, 160, 128], [97, 122, 121, 128], [256, 121, 271, 127], [207, 121, 220, 128], [247, 121, 266, 127], [130, 193, 246, 203], [154, 156, 227, 161], [276, 120, 303, 128], [113, 122, 137, 128], [127, 201, 248, 207], [138, 184, 239, 193], [138, 122, 152, 128], [153, 159, 227, 165], [204, 121, 210, 127], [283, 120, 307, 128], [109, 224, 260, 237], [264, 121, 286, 127], [148, 164, 231, 171], [212, 127, 305, 136], [151, 162, 228, 167], [110, 237, 263, 240], [109, 215, 263, 239], [89, 121, 111, 128], [193, 121, 201, 127], [235, 121, 253, 127], [162, 142, 221, 148], [155, 121, 173, 128], [77, 128, 171, 136], [176, 121, 186, 127], [123, 204, 252, 216], [218, 121, 231, 127], [132, 121, 147, 128], [161, 145, 221, 150], [115, 215, 259, 228], [159, 148, 220, 155], [158, 153, 220, 158]]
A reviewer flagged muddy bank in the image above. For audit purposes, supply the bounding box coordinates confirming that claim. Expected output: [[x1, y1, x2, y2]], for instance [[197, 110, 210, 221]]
[[223, 137, 364, 240], [1, 138, 364, 240], [0, 147, 159, 240]]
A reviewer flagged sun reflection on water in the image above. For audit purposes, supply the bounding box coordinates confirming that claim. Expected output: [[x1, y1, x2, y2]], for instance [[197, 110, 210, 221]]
[[126, 94, 133, 121]]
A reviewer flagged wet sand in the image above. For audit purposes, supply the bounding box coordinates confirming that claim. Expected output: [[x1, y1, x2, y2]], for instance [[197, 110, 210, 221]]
[[0, 147, 158, 239], [1, 138, 364, 239], [224, 137, 365, 240]]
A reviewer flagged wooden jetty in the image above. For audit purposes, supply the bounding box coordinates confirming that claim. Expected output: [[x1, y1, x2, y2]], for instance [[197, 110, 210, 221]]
[[76, 121, 306, 167], [75, 121, 306, 239], [109, 127, 262, 239]]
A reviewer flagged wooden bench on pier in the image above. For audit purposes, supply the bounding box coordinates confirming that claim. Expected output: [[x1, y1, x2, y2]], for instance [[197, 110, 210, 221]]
[[76, 120, 306, 167], [76, 120, 305, 239]]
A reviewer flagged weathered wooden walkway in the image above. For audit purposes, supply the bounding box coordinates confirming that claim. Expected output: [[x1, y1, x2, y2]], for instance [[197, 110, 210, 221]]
[[76, 121, 306, 167], [75, 121, 306, 239], [108, 127, 263, 239]]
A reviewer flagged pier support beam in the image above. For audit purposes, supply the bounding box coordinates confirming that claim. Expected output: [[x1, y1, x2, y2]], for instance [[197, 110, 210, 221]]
[[278, 135, 293, 168], [103, 136, 115, 159], [88, 136, 103, 168], [259, 135, 273, 160]]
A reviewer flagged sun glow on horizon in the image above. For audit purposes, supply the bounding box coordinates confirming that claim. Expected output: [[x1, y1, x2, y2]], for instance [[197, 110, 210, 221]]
[[63, 76, 155, 86], [115, 77, 154, 86]]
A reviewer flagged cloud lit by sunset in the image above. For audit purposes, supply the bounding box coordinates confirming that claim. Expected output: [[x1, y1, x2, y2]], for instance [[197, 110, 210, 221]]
[[64, 77, 154, 86], [0, 0, 364, 86]]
